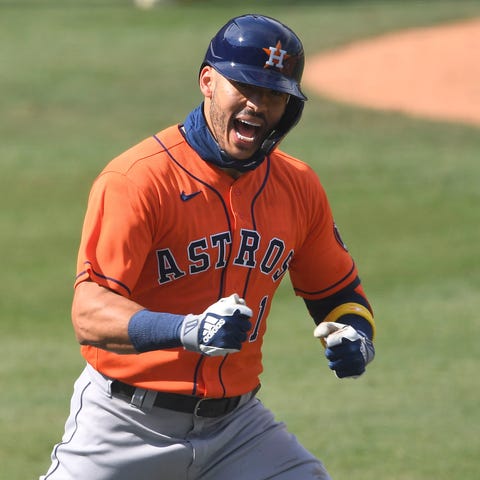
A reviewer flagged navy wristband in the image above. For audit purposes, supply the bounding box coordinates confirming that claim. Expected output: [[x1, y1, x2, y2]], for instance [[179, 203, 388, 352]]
[[128, 309, 184, 353]]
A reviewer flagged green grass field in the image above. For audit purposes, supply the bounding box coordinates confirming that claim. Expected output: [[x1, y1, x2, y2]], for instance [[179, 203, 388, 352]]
[[1, 1, 479, 478]]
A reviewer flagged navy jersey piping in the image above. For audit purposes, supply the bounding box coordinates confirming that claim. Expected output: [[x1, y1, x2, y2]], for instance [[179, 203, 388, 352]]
[[76, 261, 132, 296], [241, 156, 271, 299]]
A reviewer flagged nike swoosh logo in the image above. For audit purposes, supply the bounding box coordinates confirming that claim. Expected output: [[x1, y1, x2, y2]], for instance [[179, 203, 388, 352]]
[[180, 190, 201, 202]]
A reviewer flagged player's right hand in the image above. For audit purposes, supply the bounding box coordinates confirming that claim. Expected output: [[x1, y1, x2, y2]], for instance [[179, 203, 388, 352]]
[[180, 294, 252, 356]]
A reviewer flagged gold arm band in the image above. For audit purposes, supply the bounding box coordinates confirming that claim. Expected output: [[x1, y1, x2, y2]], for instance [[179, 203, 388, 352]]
[[322, 302, 376, 339]]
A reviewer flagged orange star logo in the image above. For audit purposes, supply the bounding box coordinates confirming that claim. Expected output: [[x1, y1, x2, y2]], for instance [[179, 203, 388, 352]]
[[263, 40, 290, 70]]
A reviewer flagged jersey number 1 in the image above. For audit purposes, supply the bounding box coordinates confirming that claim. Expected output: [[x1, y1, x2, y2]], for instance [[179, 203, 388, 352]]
[[249, 295, 268, 342]]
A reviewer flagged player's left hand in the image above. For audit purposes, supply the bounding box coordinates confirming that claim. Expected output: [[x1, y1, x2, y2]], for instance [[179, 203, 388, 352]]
[[314, 322, 375, 378]]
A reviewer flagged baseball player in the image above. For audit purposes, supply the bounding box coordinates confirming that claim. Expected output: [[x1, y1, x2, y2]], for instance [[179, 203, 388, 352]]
[[41, 14, 376, 480]]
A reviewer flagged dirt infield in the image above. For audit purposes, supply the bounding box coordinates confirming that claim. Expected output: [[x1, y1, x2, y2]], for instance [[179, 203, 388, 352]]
[[303, 18, 480, 127]]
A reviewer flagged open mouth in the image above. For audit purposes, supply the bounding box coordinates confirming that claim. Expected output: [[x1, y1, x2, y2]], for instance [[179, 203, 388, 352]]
[[233, 118, 262, 143]]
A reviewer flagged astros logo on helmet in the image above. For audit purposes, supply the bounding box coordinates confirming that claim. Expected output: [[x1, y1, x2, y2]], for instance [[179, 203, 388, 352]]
[[263, 41, 289, 70]]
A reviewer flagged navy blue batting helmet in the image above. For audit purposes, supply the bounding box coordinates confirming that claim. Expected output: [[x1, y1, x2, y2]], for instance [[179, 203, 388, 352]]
[[202, 14, 307, 101]]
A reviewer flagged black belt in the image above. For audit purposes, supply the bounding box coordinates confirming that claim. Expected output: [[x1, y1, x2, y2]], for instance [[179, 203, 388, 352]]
[[111, 380, 259, 418]]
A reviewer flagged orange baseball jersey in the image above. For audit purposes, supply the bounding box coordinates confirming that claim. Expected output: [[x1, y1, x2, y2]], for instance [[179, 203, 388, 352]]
[[75, 125, 359, 398]]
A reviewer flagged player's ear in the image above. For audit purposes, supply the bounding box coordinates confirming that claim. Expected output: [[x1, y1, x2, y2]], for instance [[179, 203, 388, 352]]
[[199, 66, 214, 98]]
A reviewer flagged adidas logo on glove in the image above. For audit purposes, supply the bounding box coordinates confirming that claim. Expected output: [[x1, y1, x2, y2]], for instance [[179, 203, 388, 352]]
[[202, 315, 226, 343]]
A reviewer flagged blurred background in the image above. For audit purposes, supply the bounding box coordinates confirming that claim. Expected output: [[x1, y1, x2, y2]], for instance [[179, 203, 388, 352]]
[[1, 1, 479, 478]]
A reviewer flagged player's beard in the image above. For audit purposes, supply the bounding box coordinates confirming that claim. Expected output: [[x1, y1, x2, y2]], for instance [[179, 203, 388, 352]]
[[208, 97, 228, 150], [208, 96, 266, 161]]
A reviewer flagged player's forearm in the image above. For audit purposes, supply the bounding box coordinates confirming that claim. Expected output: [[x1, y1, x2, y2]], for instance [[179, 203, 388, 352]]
[[72, 281, 144, 354], [71, 282, 251, 358], [72, 281, 187, 355]]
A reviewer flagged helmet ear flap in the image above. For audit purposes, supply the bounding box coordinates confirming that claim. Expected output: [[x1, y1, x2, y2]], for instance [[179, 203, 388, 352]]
[[277, 96, 304, 136], [261, 96, 304, 154]]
